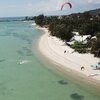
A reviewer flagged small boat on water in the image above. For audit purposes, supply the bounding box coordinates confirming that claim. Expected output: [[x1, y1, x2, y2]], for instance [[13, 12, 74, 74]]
[[19, 60, 30, 65]]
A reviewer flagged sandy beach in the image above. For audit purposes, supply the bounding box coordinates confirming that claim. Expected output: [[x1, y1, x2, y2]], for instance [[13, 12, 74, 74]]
[[38, 26, 100, 82]]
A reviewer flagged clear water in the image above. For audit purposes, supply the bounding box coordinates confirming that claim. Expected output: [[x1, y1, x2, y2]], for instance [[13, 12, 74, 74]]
[[0, 20, 100, 100]]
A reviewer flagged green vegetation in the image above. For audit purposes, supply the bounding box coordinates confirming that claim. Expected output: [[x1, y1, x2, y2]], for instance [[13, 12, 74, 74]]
[[71, 41, 88, 53], [91, 33, 100, 57], [26, 9, 100, 57]]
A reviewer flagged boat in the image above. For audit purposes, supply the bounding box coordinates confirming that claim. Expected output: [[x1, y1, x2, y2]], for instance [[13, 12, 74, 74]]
[[19, 60, 30, 65]]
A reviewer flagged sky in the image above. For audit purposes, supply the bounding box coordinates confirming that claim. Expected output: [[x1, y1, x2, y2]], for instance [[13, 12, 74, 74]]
[[0, 0, 100, 17]]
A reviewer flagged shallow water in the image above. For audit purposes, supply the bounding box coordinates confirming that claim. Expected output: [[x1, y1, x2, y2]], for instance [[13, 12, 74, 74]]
[[0, 20, 99, 100]]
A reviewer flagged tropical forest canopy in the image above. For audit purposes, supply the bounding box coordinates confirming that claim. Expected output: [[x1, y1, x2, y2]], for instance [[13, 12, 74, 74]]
[[25, 9, 100, 57]]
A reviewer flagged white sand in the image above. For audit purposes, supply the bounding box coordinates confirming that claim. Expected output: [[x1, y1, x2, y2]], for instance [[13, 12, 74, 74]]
[[38, 27, 100, 81]]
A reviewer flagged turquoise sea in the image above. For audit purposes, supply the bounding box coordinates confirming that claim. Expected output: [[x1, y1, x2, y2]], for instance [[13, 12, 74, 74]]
[[0, 18, 100, 100]]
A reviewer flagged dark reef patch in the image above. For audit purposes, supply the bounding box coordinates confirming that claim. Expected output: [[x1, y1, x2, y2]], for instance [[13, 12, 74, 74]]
[[58, 80, 68, 85], [70, 93, 84, 100], [0, 59, 6, 62]]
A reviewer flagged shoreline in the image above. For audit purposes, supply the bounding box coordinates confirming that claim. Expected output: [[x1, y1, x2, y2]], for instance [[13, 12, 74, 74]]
[[37, 26, 100, 87]]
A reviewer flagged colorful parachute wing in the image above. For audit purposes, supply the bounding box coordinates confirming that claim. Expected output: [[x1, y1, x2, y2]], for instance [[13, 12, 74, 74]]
[[61, 2, 72, 10]]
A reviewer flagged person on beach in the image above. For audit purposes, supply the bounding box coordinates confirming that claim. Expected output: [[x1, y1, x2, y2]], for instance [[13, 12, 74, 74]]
[[64, 50, 66, 53], [96, 66, 98, 69], [81, 66, 85, 70]]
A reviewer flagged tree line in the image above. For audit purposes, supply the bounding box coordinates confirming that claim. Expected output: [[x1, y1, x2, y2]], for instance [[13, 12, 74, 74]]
[[27, 9, 100, 57]]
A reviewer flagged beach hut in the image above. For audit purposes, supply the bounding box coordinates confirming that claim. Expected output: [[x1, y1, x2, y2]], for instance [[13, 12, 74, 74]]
[[67, 35, 91, 45]]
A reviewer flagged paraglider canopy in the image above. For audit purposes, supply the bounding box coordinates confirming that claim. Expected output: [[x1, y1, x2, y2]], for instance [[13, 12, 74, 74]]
[[61, 2, 72, 10]]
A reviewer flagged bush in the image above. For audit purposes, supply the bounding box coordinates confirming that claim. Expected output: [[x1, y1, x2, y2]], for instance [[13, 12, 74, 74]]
[[71, 41, 87, 53]]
